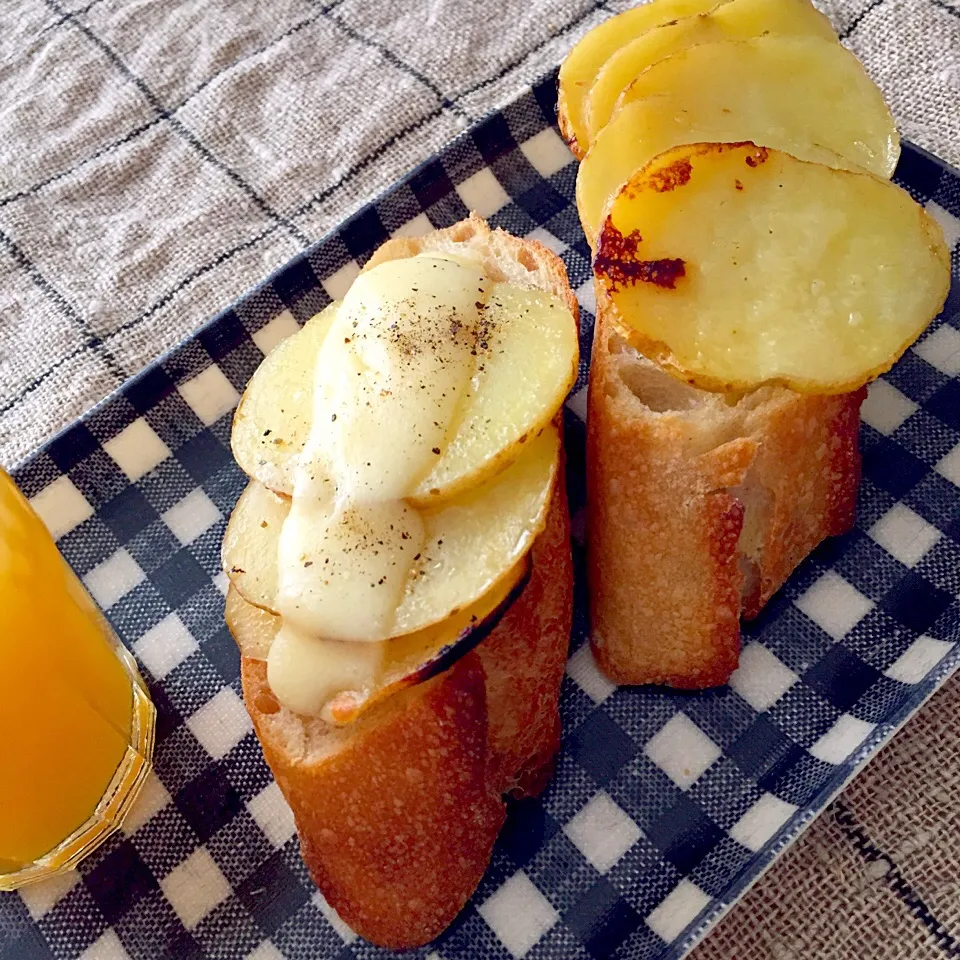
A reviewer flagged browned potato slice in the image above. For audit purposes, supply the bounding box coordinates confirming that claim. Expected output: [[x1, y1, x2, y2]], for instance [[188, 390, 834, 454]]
[[224, 560, 529, 726], [616, 37, 899, 178], [596, 143, 950, 394], [231, 305, 337, 493], [585, 0, 836, 144], [578, 97, 857, 246], [557, 0, 727, 158], [222, 426, 559, 634]]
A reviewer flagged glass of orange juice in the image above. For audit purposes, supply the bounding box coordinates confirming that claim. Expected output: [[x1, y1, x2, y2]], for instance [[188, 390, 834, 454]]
[[0, 469, 155, 889]]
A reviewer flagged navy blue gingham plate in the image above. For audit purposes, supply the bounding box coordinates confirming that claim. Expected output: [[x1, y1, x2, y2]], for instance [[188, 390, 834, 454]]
[[2, 71, 959, 960]]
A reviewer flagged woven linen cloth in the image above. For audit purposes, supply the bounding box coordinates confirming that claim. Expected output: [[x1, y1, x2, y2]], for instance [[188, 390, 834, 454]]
[[0, 1, 957, 958]]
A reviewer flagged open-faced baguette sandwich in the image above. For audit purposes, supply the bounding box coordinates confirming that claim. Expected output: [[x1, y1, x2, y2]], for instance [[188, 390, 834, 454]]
[[221, 215, 580, 947], [559, 0, 952, 686]]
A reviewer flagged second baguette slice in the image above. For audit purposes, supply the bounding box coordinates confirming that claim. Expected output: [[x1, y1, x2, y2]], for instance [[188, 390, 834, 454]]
[[588, 300, 864, 687]]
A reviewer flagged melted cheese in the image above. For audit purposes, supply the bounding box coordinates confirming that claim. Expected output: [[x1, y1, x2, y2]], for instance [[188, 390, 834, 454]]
[[325, 255, 488, 501], [277, 498, 425, 641], [267, 629, 385, 718], [269, 253, 493, 716]]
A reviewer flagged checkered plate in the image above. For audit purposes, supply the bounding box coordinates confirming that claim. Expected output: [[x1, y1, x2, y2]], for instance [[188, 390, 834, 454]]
[[2, 71, 959, 960]]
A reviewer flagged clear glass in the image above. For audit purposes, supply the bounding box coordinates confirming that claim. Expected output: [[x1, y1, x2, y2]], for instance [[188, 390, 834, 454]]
[[0, 470, 156, 891]]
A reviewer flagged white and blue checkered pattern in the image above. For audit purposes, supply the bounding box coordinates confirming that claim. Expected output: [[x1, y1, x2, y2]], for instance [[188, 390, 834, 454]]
[[1, 73, 959, 960]]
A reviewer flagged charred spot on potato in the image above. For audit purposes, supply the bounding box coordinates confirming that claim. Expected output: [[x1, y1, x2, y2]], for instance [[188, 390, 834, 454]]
[[744, 147, 769, 168], [648, 157, 692, 193], [597, 224, 687, 291], [639, 259, 686, 289], [735, 179, 744, 191]]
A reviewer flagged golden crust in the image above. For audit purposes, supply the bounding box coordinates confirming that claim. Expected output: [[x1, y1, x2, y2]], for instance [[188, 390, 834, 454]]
[[242, 654, 503, 949], [740, 380, 864, 617], [587, 296, 864, 687], [587, 341, 743, 688], [479, 456, 572, 796]]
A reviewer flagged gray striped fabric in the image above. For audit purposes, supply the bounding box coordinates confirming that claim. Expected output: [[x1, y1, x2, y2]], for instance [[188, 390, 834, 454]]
[[0, 0, 957, 467]]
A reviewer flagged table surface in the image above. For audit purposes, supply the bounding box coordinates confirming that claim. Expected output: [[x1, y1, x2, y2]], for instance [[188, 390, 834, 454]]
[[1, 1, 958, 958]]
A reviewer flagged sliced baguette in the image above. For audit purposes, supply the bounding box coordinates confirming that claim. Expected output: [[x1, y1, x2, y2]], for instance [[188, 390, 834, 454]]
[[232, 215, 577, 947], [241, 479, 572, 946], [242, 653, 500, 949], [587, 298, 863, 687]]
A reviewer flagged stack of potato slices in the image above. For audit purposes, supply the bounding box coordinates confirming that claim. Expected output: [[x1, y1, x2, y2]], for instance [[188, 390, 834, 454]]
[[560, 0, 950, 394], [222, 277, 579, 725]]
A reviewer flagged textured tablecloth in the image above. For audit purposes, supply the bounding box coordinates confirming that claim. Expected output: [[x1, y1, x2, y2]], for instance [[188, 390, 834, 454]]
[[0, 0, 957, 956]]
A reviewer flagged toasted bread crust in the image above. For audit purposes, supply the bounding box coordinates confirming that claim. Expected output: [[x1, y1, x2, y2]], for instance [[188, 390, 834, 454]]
[[740, 377, 864, 617], [588, 297, 864, 687], [242, 654, 504, 949], [480, 457, 572, 796], [365, 213, 580, 329]]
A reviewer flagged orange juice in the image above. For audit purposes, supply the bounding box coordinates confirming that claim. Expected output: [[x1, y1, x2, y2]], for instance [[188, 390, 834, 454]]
[[0, 471, 154, 884]]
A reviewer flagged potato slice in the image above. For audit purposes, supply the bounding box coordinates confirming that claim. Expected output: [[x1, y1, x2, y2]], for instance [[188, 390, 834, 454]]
[[222, 481, 290, 614], [595, 143, 950, 394], [223, 426, 560, 633], [232, 304, 338, 493], [329, 558, 529, 724], [415, 284, 577, 504], [585, 0, 836, 144], [616, 37, 899, 179], [225, 584, 277, 660], [557, 0, 727, 158], [224, 560, 529, 725], [578, 90, 876, 246], [396, 425, 558, 634], [229, 285, 576, 505]]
